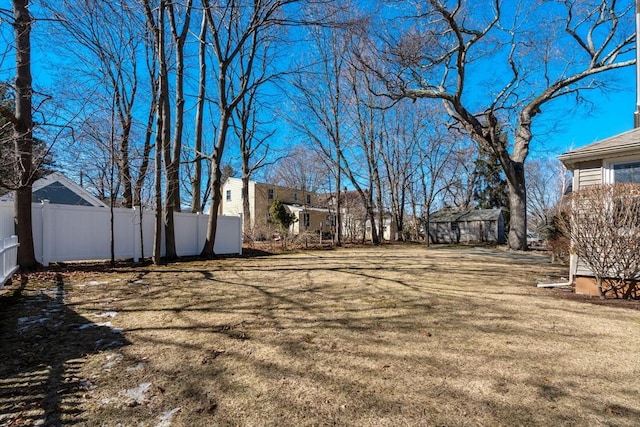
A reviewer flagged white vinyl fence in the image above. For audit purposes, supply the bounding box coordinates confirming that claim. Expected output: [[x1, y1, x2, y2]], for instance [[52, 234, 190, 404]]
[[0, 235, 19, 289], [0, 201, 242, 266]]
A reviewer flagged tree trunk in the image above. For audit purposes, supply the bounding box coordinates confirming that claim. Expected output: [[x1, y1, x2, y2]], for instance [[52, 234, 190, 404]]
[[158, 1, 177, 259], [242, 166, 252, 239], [506, 171, 527, 251], [335, 165, 342, 246], [12, 0, 37, 269], [119, 118, 133, 208], [201, 113, 229, 258], [191, 11, 207, 213]]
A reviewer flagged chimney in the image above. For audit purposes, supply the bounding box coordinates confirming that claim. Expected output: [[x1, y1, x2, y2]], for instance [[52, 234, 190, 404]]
[[635, 0, 640, 127]]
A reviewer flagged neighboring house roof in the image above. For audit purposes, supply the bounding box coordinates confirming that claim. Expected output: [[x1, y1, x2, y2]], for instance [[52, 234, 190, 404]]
[[0, 172, 107, 207], [558, 127, 640, 169], [429, 208, 502, 223]]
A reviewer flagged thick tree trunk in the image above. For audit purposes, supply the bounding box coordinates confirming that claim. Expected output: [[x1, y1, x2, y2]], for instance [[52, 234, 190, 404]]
[[201, 113, 229, 258], [158, 1, 177, 259], [505, 160, 527, 251], [119, 119, 133, 208], [13, 0, 37, 269]]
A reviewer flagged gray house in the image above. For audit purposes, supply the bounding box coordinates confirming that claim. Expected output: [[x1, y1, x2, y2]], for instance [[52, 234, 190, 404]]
[[0, 172, 107, 207], [428, 208, 505, 244], [558, 127, 640, 296]]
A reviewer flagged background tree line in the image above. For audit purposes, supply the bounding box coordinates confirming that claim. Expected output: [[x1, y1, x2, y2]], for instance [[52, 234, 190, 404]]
[[0, 0, 634, 267]]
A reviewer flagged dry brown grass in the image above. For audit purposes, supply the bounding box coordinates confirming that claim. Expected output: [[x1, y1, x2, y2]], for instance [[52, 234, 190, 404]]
[[2, 245, 640, 426]]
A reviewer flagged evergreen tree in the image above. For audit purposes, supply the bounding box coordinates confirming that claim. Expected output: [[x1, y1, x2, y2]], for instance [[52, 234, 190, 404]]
[[269, 198, 297, 248], [0, 83, 54, 195], [472, 146, 510, 231]]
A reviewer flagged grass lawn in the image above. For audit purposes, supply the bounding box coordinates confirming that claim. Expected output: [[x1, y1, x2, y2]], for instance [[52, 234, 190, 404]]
[[1, 245, 640, 426]]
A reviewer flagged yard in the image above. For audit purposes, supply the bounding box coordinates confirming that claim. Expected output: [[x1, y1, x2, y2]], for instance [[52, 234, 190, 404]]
[[1, 245, 640, 426]]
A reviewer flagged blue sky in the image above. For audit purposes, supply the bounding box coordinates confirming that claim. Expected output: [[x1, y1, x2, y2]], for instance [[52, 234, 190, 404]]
[[541, 65, 636, 157], [2, 2, 637, 167]]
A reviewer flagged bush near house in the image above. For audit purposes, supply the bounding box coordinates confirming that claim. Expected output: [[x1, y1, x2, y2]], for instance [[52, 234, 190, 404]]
[[558, 183, 640, 299]]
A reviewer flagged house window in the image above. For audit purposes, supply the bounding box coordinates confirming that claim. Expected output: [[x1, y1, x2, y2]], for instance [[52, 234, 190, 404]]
[[451, 222, 458, 232], [306, 194, 311, 205], [326, 215, 335, 227], [613, 162, 640, 183], [226, 190, 231, 201], [268, 188, 274, 200], [293, 192, 298, 201], [303, 213, 310, 228]]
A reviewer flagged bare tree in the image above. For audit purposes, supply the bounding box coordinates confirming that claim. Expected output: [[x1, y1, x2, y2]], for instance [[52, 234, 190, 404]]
[[190, 9, 208, 213], [165, 0, 192, 217], [271, 144, 326, 192], [290, 20, 351, 245], [142, 0, 171, 264], [231, 35, 281, 240], [558, 183, 640, 299], [200, 0, 298, 257], [341, 56, 385, 244], [48, 1, 148, 209], [372, 0, 635, 250], [525, 158, 570, 238], [0, 0, 37, 268]]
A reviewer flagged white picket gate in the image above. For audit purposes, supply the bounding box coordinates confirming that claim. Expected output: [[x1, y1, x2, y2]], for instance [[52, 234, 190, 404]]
[[0, 235, 19, 289], [0, 201, 242, 266]]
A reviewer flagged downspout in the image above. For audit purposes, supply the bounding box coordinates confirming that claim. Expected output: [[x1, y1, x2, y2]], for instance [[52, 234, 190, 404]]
[[537, 251, 577, 288], [635, 0, 640, 128]]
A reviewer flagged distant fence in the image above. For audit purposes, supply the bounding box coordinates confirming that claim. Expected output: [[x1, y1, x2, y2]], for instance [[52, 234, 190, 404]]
[[0, 201, 242, 266], [0, 235, 19, 289]]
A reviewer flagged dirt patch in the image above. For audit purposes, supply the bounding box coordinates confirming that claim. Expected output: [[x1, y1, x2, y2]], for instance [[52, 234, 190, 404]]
[[2, 245, 640, 426]]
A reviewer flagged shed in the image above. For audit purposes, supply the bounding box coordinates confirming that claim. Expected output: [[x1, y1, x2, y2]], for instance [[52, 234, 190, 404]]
[[428, 208, 505, 244]]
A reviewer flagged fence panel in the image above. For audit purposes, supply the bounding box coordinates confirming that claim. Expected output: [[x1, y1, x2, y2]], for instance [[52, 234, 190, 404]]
[[0, 201, 241, 265], [0, 235, 19, 289]]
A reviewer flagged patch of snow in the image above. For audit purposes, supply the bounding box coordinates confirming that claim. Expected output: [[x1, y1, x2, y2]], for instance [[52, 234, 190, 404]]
[[103, 353, 123, 370], [17, 316, 50, 332], [156, 407, 181, 427], [94, 311, 118, 318], [121, 382, 152, 406], [126, 362, 145, 372], [86, 280, 108, 286]]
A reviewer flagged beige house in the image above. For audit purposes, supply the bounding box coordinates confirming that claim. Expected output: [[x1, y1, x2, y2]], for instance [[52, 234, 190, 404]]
[[558, 127, 640, 295], [220, 177, 332, 239], [321, 190, 398, 242]]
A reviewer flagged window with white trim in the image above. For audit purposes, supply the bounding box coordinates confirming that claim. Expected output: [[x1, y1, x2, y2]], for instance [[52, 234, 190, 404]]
[[605, 157, 640, 184], [613, 162, 640, 184], [226, 189, 231, 201]]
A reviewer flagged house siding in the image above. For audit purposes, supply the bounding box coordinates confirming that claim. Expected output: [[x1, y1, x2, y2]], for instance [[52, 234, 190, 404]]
[[575, 160, 603, 188], [222, 177, 327, 239], [221, 178, 245, 217]]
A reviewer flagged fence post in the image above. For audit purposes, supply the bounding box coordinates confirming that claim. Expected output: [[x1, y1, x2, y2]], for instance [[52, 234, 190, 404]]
[[41, 200, 51, 267], [132, 207, 140, 263], [238, 214, 243, 255], [195, 212, 200, 254], [0, 237, 6, 281]]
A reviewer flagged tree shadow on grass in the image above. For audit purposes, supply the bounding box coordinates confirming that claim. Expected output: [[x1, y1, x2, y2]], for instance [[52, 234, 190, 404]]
[[0, 274, 130, 426]]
